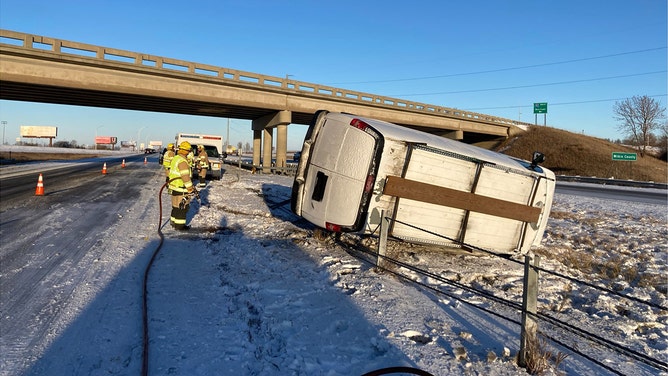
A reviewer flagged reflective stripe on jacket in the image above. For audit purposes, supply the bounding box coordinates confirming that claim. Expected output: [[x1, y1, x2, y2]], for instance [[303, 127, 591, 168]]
[[168, 154, 193, 193], [198, 152, 210, 169]]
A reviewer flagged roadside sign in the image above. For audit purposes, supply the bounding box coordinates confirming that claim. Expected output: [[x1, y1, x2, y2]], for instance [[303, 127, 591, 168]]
[[533, 103, 547, 114], [612, 152, 637, 161]]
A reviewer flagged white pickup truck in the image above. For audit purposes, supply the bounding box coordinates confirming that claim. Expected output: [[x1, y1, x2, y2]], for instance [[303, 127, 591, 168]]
[[175, 133, 225, 180]]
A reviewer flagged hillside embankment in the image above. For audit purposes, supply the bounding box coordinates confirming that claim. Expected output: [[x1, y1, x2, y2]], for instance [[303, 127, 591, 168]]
[[497, 126, 667, 183]]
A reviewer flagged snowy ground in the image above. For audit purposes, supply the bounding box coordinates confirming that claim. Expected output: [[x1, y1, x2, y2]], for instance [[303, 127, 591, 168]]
[[3, 164, 667, 375]]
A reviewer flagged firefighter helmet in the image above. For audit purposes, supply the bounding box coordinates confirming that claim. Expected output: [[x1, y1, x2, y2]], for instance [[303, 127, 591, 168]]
[[167, 143, 174, 150], [178, 141, 192, 151]]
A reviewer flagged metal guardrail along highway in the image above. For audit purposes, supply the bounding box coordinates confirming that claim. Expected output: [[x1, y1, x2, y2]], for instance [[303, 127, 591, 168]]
[[0, 29, 535, 135]]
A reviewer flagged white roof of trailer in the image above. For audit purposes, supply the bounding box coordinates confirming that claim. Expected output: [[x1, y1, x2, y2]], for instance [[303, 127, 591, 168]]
[[344, 113, 529, 171]]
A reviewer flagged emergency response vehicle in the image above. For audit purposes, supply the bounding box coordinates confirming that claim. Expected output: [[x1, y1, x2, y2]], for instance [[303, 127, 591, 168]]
[[175, 133, 225, 180], [291, 111, 556, 255]]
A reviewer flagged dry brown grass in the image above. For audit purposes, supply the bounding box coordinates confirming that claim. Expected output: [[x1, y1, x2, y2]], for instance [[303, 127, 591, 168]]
[[498, 126, 667, 183], [521, 330, 568, 375]]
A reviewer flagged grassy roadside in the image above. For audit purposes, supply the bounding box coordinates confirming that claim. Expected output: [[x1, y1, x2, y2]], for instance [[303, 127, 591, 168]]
[[497, 126, 667, 183]]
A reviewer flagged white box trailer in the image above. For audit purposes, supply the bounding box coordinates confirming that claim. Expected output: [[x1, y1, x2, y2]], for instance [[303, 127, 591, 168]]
[[175, 133, 225, 180], [291, 111, 556, 254]]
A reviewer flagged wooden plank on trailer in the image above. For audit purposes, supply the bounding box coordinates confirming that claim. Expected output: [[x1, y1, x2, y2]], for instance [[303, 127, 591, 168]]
[[383, 176, 541, 223]]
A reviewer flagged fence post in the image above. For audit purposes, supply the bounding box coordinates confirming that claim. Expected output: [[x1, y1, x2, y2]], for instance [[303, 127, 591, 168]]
[[519, 254, 540, 368], [377, 211, 388, 269]]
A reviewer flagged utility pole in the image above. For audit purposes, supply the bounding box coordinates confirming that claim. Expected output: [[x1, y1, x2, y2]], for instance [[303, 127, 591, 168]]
[[1, 121, 6, 145], [95, 125, 104, 150], [138, 126, 146, 152]]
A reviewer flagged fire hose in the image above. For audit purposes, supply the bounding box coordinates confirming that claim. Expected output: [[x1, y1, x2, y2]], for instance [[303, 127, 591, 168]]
[[140, 180, 434, 376], [141, 178, 198, 376]]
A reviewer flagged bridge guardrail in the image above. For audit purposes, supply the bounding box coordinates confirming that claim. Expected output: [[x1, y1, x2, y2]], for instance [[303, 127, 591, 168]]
[[0, 29, 535, 129], [224, 158, 297, 176]]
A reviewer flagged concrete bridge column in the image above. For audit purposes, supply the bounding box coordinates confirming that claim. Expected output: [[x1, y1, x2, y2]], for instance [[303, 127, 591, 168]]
[[445, 129, 464, 140], [262, 128, 273, 173], [252, 129, 262, 167], [251, 110, 292, 173], [275, 124, 288, 168]]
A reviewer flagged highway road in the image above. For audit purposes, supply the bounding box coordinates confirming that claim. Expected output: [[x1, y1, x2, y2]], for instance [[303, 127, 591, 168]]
[[0, 154, 147, 203], [0, 154, 164, 374], [555, 181, 667, 205]]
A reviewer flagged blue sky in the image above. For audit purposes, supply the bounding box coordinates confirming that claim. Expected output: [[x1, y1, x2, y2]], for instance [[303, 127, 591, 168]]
[[0, 0, 666, 150]]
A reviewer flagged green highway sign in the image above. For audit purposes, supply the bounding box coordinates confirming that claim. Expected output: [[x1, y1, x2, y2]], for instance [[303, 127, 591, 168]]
[[612, 152, 637, 161], [533, 102, 547, 114]]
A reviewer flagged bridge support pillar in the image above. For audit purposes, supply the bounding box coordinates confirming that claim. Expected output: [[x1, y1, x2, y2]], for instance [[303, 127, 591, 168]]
[[252, 110, 292, 173], [252, 129, 262, 167], [444, 129, 464, 140], [263, 128, 273, 173]]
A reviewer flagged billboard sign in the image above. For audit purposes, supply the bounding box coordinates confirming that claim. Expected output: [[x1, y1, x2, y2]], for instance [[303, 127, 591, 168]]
[[95, 136, 117, 144], [20, 125, 58, 138]]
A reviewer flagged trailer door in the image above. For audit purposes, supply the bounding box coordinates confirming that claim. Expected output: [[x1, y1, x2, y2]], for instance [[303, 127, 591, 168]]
[[387, 144, 546, 253], [299, 115, 378, 231]]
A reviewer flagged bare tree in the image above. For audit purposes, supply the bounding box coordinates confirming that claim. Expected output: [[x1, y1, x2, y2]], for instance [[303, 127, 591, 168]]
[[614, 95, 666, 157], [659, 120, 668, 161]]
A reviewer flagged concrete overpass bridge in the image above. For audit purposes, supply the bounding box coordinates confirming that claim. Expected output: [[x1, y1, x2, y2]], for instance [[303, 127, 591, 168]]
[[0, 29, 533, 169]]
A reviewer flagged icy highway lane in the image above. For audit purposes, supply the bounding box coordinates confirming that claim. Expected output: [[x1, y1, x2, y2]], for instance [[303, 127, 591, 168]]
[[555, 181, 667, 205], [0, 155, 163, 375]]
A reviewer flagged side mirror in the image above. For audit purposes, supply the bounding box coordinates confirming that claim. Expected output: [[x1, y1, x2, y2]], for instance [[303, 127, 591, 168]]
[[531, 151, 545, 167]]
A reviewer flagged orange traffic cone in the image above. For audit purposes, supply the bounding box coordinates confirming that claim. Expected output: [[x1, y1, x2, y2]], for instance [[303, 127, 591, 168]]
[[35, 174, 45, 196], [144, 157, 147, 165], [102, 162, 107, 174], [121, 159, 126, 168]]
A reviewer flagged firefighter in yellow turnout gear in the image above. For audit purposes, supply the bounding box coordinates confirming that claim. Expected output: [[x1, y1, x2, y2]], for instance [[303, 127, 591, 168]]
[[168, 141, 196, 230], [162, 143, 175, 182], [196, 145, 210, 187]]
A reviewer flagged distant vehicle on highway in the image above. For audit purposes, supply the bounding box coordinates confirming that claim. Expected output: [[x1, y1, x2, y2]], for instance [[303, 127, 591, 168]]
[[293, 151, 301, 162], [158, 148, 167, 165], [144, 148, 157, 154]]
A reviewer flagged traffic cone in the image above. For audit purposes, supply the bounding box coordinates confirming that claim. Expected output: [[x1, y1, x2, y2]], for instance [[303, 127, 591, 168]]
[[144, 157, 147, 165], [121, 159, 126, 168], [102, 162, 107, 174], [35, 174, 44, 196]]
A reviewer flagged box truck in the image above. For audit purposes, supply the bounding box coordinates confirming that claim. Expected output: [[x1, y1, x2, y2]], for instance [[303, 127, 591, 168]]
[[291, 111, 556, 255], [175, 133, 225, 180]]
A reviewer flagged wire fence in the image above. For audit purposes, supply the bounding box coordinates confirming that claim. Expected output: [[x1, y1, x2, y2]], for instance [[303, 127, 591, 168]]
[[365, 215, 668, 375]]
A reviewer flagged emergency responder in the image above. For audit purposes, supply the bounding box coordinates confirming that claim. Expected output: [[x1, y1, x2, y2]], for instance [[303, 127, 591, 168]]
[[196, 145, 210, 187], [168, 141, 196, 230], [162, 143, 175, 182], [186, 146, 195, 169]]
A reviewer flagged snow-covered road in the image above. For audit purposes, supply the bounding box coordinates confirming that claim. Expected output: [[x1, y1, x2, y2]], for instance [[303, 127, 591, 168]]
[[1, 163, 666, 375]]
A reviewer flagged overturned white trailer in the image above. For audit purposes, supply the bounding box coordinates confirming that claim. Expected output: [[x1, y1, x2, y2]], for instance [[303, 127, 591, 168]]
[[291, 111, 556, 254]]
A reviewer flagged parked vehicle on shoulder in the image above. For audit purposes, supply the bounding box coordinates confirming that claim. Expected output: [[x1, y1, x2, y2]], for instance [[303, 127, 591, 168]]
[[291, 110, 556, 255], [175, 133, 225, 180]]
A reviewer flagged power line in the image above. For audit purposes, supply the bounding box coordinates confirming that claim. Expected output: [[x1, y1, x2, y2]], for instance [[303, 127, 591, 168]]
[[465, 94, 668, 111], [328, 47, 667, 85], [392, 70, 666, 97]]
